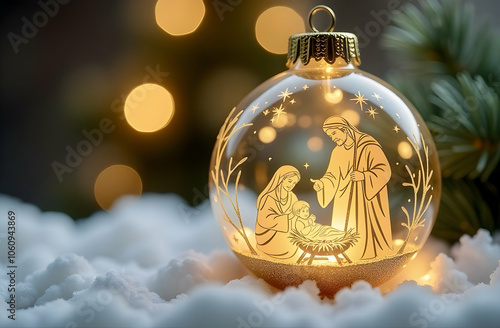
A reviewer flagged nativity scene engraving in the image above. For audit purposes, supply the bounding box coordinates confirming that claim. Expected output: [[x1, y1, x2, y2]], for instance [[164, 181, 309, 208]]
[[255, 116, 394, 264]]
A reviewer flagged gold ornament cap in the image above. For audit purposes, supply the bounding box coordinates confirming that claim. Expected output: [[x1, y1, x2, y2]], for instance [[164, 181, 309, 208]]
[[287, 5, 361, 67]]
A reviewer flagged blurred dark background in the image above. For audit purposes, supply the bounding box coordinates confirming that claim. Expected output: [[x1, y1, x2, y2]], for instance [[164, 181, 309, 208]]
[[1, 0, 499, 219]]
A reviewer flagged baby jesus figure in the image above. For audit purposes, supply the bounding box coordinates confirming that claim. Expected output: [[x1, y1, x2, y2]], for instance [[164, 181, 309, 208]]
[[290, 200, 358, 265], [292, 200, 346, 239]]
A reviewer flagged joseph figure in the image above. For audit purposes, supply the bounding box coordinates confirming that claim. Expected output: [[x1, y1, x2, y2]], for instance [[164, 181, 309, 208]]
[[311, 116, 393, 260]]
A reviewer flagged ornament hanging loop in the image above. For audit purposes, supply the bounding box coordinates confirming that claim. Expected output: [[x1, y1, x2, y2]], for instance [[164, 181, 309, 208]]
[[308, 5, 336, 32], [288, 5, 360, 66]]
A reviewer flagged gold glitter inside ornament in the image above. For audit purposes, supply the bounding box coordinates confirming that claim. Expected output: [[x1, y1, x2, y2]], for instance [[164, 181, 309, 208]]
[[209, 5, 441, 296]]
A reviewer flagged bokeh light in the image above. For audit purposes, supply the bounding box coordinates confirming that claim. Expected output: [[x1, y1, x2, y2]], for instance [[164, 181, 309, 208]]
[[271, 114, 288, 128], [255, 6, 305, 54], [341, 109, 360, 126], [94, 165, 143, 210], [307, 136, 323, 151], [393, 239, 405, 247], [124, 83, 175, 133], [258, 126, 277, 144], [155, 0, 205, 36], [286, 113, 297, 127], [298, 115, 312, 128], [324, 88, 343, 104], [398, 141, 413, 159]]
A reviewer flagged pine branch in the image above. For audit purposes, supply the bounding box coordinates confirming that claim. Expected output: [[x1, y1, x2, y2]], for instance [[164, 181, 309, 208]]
[[383, 0, 500, 84], [382, 0, 500, 243], [429, 73, 500, 181]]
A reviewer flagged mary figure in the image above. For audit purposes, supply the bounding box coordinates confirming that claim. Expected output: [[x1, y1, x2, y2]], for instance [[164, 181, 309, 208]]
[[255, 165, 301, 260]]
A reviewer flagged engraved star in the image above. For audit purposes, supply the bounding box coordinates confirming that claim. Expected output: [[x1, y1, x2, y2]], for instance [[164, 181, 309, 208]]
[[290, 99, 296, 105], [372, 92, 383, 101], [350, 91, 368, 111], [263, 109, 270, 116], [250, 103, 259, 113], [366, 106, 379, 119], [393, 125, 401, 133], [270, 117, 275, 123], [272, 103, 286, 120], [233, 235, 239, 244], [278, 88, 293, 102], [303, 84, 309, 90], [304, 163, 310, 169]]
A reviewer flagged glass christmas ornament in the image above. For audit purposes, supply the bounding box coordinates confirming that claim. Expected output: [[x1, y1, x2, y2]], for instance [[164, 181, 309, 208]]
[[209, 5, 441, 296]]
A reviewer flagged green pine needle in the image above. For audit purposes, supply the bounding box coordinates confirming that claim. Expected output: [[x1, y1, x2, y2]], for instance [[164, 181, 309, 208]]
[[382, 0, 500, 85], [429, 73, 500, 181], [382, 0, 500, 243]]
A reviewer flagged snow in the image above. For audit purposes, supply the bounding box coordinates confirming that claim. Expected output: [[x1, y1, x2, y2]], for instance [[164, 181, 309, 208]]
[[1, 193, 500, 327]]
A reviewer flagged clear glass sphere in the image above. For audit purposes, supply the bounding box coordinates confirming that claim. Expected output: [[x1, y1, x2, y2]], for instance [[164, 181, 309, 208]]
[[209, 58, 441, 295]]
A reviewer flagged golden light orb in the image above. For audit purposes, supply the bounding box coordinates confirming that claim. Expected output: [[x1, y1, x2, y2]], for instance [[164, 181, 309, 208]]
[[255, 6, 305, 54], [398, 141, 413, 159], [94, 165, 143, 210], [258, 126, 277, 144], [124, 83, 174, 133], [155, 0, 205, 36]]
